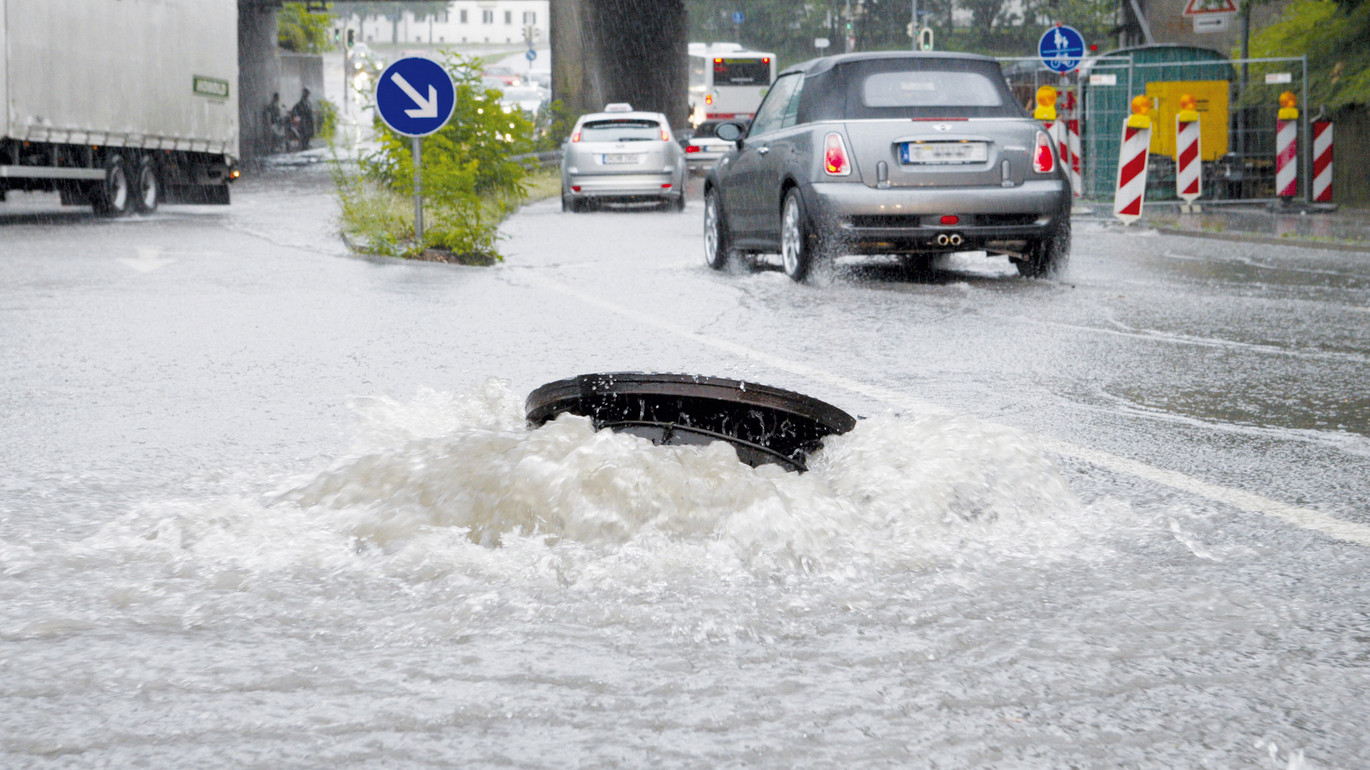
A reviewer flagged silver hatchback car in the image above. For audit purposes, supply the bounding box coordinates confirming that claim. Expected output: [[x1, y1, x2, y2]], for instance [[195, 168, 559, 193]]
[[703, 52, 1072, 281], [561, 105, 687, 212]]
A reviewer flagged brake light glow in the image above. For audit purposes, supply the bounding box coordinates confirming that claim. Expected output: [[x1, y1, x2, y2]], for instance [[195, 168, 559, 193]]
[[705, 94, 713, 105], [1033, 130, 1054, 173], [571, 130, 581, 143], [685, 145, 700, 154], [823, 132, 851, 176], [661, 128, 670, 141], [940, 215, 959, 225]]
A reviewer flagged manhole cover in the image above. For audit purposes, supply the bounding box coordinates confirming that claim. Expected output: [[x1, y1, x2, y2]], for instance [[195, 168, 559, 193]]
[[525, 372, 856, 472]]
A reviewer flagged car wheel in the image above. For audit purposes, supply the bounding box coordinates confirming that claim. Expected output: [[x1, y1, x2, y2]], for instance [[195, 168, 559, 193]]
[[132, 156, 159, 214], [703, 187, 734, 270], [92, 154, 132, 217], [673, 192, 686, 212], [780, 188, 825, 283], [1017, 218, 1071, 278]]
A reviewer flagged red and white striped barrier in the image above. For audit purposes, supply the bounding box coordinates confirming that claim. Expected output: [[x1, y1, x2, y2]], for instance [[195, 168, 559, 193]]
[[1312, 119, 1333, 203], [1113, 96, 1152, 223], [1062, 90, 1082, 198], [1175, 96, 1201, 204], [1066, 115, 1083, 198], [1275, 91, 1299, 200]]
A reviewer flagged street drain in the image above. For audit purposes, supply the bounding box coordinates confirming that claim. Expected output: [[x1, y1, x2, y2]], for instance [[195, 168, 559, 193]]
[[525, 373, 857, 473]]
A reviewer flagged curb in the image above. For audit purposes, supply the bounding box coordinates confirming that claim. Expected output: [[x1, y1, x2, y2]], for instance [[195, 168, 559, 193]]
[[1150, 226, 1370, 253]]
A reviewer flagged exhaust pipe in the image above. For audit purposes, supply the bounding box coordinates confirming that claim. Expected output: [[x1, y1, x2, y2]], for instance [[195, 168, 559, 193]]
[[936, 234, 950, 246], [949, 234, 963, 246]]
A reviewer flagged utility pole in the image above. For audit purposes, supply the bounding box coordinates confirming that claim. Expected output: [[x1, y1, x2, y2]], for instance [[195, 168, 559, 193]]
[[911, 0, 918, 51]]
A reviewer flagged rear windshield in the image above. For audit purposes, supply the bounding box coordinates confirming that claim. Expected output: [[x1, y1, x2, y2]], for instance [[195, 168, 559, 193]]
[[579, 119, 662, 142], [862, 71, 1004, 108], [713, 57, 772, 86], [797, 58, 1027, 122]]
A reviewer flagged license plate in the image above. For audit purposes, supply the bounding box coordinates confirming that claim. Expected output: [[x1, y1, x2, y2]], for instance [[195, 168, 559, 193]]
[[900, 142, 987, 164], [603, 153, 638, 164]]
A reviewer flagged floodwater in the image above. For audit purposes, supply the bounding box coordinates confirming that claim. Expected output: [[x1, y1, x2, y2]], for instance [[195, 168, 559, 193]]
[[3, 169, 1369, 768], [4, 380, 1366, 767]]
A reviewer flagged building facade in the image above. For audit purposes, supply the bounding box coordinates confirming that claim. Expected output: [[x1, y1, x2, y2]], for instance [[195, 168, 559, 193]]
[[347, 1, 549, 47]]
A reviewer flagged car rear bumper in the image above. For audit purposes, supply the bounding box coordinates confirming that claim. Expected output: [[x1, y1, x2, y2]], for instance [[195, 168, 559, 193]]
[[806, 179, 1070, 251], [566, 172, 680, 200]]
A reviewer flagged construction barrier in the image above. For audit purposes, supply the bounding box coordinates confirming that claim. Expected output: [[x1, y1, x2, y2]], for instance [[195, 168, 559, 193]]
[[1275, 91, 1299, 200], [1113, 95, 1152, 223], [1065, 97, 1083, 198], [1312, 119, 1333, 203], [1175, 93, 1201, 204]]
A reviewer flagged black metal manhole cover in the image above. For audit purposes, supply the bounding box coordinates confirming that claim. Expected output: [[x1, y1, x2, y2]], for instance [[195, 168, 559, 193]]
[[525, 372, 857, 472]]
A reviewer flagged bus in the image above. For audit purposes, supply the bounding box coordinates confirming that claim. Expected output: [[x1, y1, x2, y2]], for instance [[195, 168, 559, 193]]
[[688, 43, 777, 127]]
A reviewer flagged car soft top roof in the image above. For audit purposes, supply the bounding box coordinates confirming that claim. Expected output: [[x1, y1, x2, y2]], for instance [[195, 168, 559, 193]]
[[781, 50, 998, 78]]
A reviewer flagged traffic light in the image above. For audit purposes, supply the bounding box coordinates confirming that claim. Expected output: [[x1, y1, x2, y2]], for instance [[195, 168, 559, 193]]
[[333, 28, 340, 44], [346, 29, 354, 48], [918, 27, 934, 51]]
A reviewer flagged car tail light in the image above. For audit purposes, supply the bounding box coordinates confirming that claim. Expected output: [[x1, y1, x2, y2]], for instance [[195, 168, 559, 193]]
[[661, 128, 670, 141], [571, 130, 581, 143], [662, 184, 673, 190], [824, 132, 851, 176], [571, 186, 581, 192], [1033, 130, 1055, 174], [705, 94, 714, 105], [685, 145, 700, 154], [940, 215, 959, 225]]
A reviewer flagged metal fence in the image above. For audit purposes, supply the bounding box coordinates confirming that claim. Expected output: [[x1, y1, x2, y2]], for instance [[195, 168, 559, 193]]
[[999, 49, 1312, 204]]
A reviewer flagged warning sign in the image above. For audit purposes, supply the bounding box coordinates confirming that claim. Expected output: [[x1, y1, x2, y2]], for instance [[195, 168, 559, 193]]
[[1184, 0, 1238, 15]]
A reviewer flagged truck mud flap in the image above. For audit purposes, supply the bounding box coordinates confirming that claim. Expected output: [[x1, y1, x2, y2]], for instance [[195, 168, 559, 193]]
[[526, 372, 857, 473]]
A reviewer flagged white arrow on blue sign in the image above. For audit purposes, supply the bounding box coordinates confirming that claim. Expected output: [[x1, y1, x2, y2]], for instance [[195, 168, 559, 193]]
[[1038, 25, 1086, 74], [375, 56, 456, 137]]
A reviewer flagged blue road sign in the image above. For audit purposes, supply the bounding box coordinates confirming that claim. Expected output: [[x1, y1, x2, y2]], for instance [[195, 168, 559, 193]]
[[526, 49, 537, 62], [732, 11, 745, 24], [375, 56, 456, 137], [1038, 25, 1085, 74]]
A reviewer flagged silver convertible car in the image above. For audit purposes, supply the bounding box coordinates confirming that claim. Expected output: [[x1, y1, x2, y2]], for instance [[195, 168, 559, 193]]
[[702, 52, 1072, 281]]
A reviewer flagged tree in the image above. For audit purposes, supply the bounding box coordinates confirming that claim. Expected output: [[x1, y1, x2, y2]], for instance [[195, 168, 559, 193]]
[[1244, 0, 1370, 108], [278, 2, 334, 53]]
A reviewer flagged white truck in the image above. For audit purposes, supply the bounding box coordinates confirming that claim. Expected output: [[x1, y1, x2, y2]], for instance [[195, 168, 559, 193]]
[[0, 0, 239, 216]]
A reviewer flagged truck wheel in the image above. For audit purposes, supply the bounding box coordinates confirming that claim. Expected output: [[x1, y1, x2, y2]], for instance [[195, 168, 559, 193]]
[[133, 157, 159, 214], [93, 155, 132, 217]]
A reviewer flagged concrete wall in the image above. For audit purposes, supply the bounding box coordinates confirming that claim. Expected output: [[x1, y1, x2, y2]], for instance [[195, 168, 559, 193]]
[[552, 0, 688, 129], [238, 3, 281, 162]]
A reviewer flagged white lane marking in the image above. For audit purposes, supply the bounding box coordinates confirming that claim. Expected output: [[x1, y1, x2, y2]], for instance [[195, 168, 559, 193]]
[[533, 277, 1370, 547], [119, 247, 175, 273]]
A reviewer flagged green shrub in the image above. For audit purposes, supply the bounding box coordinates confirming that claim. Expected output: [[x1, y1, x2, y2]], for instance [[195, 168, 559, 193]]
[[336, 51, 539, 263]]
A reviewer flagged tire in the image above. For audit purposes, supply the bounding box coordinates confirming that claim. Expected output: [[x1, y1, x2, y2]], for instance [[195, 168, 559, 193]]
[[673, 192, 686, 212], [132, 157, 159, 214], [780, 188, 826, 283], [92, 155, 132, 217], [1017, 217, 1071, 278], [703, 187, 734, 270]]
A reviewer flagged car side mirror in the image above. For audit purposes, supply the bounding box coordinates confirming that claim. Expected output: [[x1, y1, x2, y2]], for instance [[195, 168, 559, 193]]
[[715, 121, 745, 144]]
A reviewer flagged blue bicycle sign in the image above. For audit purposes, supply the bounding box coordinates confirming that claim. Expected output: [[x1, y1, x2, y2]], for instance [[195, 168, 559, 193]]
[[1038, 25, 1085, 74]]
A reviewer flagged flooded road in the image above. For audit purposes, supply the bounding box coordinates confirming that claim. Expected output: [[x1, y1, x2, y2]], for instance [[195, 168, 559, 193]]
[[3, 167, 1368, 767]]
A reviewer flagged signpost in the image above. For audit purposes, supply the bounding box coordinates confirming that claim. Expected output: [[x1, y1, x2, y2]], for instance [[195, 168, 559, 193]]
[[1038, 24, 1085, 74], [375, 56, 456, 242]]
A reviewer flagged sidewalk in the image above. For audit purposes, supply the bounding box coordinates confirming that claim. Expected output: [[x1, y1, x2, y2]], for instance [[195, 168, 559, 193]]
[[1078, 200, 1370, 252]]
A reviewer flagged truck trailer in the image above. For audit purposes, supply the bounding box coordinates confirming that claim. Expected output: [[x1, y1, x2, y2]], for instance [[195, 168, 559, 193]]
[[0, 0, 239, 216]]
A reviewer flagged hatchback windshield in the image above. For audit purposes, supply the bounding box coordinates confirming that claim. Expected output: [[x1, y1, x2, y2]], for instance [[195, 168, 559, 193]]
[[579, 119, 662, 142]]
